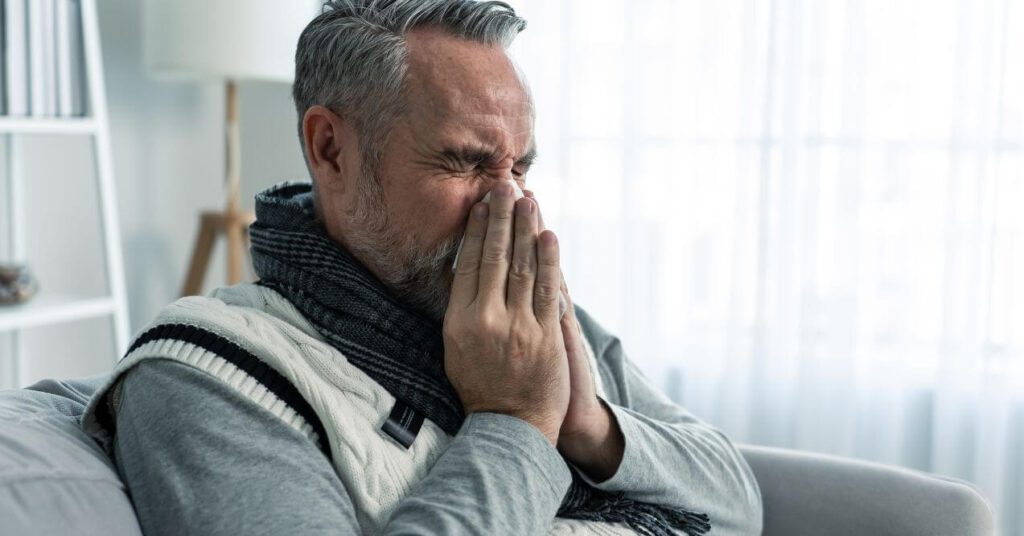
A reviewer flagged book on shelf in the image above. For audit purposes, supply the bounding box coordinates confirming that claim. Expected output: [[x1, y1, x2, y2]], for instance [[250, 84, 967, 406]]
[[2, 0, 88, 119], [1, 4, 6, 115]]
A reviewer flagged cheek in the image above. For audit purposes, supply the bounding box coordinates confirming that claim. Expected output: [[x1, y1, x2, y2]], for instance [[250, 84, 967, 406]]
[[435, 189, 478, 235], [395, 186, 475, 242]]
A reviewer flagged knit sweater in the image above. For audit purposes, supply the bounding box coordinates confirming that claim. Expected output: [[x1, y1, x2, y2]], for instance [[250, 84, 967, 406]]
[[83, 283, 763, 535]]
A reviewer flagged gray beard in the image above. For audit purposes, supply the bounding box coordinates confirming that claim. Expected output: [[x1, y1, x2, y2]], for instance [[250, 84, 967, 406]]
[[340, 177, 461, 324], [372, 230, 460, 324]]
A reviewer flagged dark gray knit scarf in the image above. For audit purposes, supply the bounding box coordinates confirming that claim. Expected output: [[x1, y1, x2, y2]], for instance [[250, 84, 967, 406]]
[[248, 182, 710, 536]]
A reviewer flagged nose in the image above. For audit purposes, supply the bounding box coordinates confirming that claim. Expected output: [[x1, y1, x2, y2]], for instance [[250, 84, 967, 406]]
[[486, 165, 515, 184], [473, 169, 518, 201]]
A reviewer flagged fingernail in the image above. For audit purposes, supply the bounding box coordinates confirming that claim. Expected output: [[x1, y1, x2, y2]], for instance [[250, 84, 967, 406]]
[[473, 203, 489, 219], [496, 182, 513, 197], [516, 199, 532, 215]]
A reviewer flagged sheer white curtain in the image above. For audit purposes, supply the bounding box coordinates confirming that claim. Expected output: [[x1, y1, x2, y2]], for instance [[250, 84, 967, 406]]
[[507, 0, 1023, 532]]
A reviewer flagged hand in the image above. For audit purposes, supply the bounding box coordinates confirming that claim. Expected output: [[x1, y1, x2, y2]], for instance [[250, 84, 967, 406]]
[[553, 279, 624, 481], [519, 190, 602, 437], [522, 190, 625, 480], [443, 182, 570, 445], [555, 281, 603, 437]]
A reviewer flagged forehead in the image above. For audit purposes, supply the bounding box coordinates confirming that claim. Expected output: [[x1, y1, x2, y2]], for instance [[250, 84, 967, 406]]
[[403, 28, 533, 153]]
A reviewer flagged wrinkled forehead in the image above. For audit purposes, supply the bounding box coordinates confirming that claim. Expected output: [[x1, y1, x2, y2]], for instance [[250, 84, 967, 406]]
[[404, 29, 534, 154]]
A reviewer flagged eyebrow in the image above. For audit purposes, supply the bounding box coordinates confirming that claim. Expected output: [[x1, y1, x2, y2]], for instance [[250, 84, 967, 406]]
[[440, 144, 538, 169]]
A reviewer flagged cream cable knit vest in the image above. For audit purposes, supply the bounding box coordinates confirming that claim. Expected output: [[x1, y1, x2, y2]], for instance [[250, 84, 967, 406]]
[[82, 283, 632, 535]]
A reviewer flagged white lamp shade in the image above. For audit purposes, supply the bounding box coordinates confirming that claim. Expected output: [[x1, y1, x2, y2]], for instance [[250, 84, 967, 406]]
[[144, 0, 323, 83]]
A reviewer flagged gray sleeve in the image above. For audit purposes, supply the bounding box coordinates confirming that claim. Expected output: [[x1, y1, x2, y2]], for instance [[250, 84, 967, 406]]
[[574, 305, 764, 536], [112, 359, 571, 536]]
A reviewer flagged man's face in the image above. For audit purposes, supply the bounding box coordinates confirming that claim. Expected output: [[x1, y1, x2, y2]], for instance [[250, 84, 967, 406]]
[[328, 29, 535, 322]]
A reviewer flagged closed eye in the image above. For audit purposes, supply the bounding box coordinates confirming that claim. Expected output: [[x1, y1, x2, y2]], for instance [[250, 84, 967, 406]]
[[438, 145, 536, 178]]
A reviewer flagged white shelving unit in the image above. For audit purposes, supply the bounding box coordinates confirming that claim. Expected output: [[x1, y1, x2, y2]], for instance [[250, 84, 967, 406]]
[[1, 0, 129, 389]]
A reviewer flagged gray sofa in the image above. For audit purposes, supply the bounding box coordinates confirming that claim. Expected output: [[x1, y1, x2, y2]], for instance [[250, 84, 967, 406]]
[[0, 375, 997, 535]]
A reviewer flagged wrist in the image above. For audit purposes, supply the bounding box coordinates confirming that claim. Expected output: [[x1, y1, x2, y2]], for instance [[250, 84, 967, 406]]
[[525, 416, 561, 446], [467, 407, 561, 446], [558, 406, 608, 451], [557, 401, 624, 481]]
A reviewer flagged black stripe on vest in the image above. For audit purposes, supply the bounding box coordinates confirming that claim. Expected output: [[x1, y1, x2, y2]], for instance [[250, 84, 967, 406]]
[[127, 323, 333, 461]]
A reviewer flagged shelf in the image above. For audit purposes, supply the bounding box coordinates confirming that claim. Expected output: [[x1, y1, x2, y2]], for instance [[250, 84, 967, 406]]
[[0, 117, 97, 135], [0, 292, 116, 332]]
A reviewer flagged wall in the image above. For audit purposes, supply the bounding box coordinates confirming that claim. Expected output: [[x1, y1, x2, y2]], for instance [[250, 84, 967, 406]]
[[0, 0, 309, 387]]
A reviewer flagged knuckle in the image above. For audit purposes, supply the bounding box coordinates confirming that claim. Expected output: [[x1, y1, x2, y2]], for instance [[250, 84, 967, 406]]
[[517, 325, 539, 347], [508, 260, 534, 281], [492, 205, 514, 222], [535, 282, 558, 300], [481, 246, 509, 265], [538, 250, 559, 266], [514, 211, 533, 230], [454, 262, 479, 276], [478, 312, 503, 334]]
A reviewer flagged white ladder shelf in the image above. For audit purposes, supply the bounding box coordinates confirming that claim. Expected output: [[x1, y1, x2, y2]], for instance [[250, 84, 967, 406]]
[[1, 0, 129, 388]]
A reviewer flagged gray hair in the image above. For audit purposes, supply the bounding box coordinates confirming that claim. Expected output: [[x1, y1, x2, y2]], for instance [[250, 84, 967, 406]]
[[292, 0, 527, 191]]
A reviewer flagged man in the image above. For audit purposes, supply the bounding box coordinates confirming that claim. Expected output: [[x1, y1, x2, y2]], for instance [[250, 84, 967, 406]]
[[83, 1, 762, 534]]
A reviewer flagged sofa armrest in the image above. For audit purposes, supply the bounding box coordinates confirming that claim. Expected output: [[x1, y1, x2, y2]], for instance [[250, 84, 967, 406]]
[[0, 380, 142, 536], [737, 444, 995, 536]]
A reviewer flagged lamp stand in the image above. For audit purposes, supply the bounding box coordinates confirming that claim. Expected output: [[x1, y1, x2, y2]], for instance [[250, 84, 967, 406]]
[[181, 80, 256, 296]]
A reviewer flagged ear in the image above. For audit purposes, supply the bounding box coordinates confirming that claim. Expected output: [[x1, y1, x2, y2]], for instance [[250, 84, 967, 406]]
[[302, 105, 359, 196]]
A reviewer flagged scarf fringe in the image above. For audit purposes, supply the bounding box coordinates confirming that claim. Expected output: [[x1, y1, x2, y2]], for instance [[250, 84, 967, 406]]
[[560, 473, 711, 535]]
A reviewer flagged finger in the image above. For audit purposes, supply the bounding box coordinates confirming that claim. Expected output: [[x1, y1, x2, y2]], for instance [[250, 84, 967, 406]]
[[523, 189, 547, 231], [559, 277, 580, 348], [507, 197, 539, 312], [449, 202, 490, 308], [562, 309, 594, 398], [558, 273, 573, 316], [534, 229, 561, 322], [557, 277, 596, 395], [478, 182, 517, 306], [559, 273, 579, 332], [525, 192, 564, 316]]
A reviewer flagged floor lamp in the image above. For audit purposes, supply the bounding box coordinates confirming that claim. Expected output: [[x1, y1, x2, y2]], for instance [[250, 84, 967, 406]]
[[180, 80, 254, 296], [142, 0, 321, 296]]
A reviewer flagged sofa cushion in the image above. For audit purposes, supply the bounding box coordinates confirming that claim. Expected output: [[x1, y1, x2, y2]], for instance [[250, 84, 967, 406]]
[[0, 374, 141, 536]]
